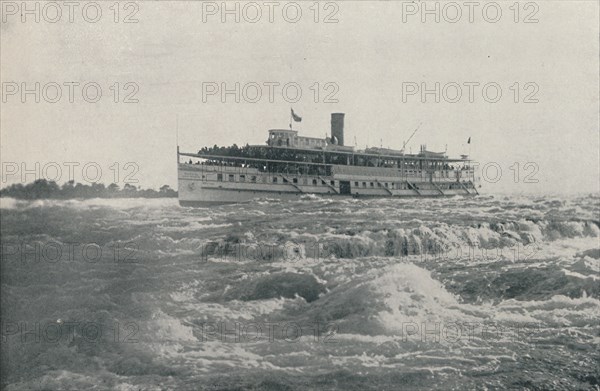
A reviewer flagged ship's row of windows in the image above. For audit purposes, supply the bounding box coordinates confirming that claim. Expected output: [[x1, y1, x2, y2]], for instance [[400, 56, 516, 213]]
[[353, 181, 412, 189], [213, 173, 335, 186], [201, 173, 467, 190], [209, 174, 416, 190]]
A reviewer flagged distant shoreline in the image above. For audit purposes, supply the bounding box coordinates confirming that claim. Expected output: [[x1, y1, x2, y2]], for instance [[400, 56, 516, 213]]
[[0, 180, 177, 200]]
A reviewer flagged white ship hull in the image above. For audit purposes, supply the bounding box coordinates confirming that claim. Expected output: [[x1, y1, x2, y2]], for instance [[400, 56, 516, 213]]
[[178, 163, 478, 206]]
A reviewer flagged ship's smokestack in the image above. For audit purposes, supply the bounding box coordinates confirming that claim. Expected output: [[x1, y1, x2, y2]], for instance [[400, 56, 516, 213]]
[[330, 113, 345, 146]]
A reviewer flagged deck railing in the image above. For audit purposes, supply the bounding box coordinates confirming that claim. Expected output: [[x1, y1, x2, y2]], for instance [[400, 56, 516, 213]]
[[180, 159, 475, 182], [332, 165, 475, 182]]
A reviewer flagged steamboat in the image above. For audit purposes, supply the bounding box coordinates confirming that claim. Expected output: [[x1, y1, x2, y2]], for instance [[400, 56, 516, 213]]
[[177, 113, 479, 206]]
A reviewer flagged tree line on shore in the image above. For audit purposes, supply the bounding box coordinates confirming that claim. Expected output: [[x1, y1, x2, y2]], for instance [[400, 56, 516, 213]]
[[0, 180, 177, 199]]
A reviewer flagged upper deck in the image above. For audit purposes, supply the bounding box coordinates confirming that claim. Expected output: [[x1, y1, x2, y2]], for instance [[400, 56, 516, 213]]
[[268, 129, 328, 149], [181, 111, 474, 177]]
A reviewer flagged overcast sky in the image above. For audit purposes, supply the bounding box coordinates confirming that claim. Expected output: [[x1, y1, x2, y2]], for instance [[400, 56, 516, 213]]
[[1, 1, 598, 195]]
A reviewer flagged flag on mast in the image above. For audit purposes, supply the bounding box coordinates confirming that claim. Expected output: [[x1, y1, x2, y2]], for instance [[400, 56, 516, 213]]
[[291, 109, 302, 122]]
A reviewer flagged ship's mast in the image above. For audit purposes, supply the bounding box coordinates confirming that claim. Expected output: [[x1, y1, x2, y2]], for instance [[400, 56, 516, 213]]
[[403, 123, 422, 151]]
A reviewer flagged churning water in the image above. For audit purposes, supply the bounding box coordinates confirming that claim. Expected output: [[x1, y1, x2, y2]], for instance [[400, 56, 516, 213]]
[[1, 195, 598, 390]]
